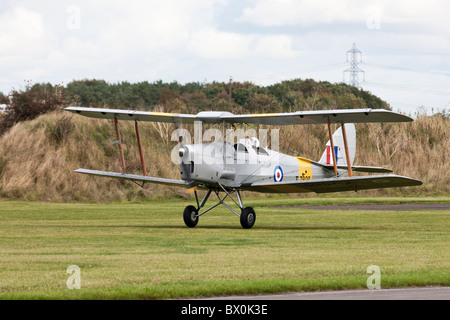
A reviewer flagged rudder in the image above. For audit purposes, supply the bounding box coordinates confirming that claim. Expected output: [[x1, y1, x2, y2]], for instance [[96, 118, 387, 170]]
[[319, 123, 356, 166]]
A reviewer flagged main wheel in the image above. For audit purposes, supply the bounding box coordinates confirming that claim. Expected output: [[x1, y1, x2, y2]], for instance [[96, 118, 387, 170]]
[[240, 207, 256, 229], [183, 205, 199, 228]]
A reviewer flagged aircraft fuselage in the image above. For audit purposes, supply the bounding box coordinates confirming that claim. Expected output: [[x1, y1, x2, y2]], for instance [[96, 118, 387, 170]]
[[179, 141, 342, 188]]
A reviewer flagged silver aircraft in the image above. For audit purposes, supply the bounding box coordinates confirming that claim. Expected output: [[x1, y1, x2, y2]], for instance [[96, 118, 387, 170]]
[[65, 107, 422, 229]]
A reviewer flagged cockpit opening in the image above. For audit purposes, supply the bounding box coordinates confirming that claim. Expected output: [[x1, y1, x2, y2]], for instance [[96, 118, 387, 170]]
[[234, 138, 268, 155]]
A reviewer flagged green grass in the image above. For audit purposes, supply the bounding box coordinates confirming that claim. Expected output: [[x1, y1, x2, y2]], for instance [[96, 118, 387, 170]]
[[0, 196, 449, 299]]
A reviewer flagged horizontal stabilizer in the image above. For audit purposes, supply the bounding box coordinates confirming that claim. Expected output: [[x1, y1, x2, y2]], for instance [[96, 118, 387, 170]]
[[74, 169, 193, 189], [321, 165, 394, 173], [243, 175, 422, 194], [351, 166, 394, 173]]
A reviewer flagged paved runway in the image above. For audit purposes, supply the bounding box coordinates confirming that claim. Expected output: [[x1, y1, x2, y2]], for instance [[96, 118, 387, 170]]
[[207, 287, 450, 300]]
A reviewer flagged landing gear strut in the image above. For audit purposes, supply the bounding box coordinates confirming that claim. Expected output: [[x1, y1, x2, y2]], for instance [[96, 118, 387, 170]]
[[182, 185, 256, 229]]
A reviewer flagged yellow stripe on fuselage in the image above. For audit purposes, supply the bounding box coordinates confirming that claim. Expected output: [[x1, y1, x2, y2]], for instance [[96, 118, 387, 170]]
[[296, 157, 312, 180]]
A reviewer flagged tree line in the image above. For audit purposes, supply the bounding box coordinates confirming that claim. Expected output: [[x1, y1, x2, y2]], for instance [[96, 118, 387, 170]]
[[64, 78, 390, 112], [0, 78, 390, 135]]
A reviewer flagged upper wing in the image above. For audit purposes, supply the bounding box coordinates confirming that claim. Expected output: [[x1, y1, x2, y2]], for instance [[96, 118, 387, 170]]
[[64, 106, 198, 124], [221, 109, 413, 125], [240, 175, 422, 194], [65, 107, 412, 125]]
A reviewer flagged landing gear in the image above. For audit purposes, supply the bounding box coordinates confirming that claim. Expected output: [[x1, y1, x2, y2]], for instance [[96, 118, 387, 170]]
[[183, 205, 199, 228], [240, 207, 256, 229], [182, 185, 256, 229]]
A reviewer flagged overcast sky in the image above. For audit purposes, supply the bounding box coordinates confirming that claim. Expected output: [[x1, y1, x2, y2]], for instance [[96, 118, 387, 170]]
[[1, 0, 449, 115]]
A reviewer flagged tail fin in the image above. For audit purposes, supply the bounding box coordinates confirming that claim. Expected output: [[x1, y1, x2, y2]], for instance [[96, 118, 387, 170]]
[[319, 123, 356, 167]]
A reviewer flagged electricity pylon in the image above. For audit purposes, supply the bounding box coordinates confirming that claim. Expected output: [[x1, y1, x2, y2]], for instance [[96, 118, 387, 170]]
[[344, 43, 365, 88]]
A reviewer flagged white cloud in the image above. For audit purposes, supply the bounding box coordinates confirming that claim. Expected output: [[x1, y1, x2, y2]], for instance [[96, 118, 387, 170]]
[[188, 29, 300, 59], [83, 0, 225, 57], [254, 35, 299, 58], [0, 1, 448, 114], [239, 0, 363, 27], [188, 28, 252, 59], [380, 1, 450, 33], [239, 0, 450, 34], [0, 7, 49, 56], [0, 1, 228, 89]]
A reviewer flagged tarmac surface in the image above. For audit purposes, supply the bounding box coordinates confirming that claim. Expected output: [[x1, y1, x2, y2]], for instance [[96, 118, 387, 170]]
[[278, 203, 449, 211], [205, 287, 450, 300]]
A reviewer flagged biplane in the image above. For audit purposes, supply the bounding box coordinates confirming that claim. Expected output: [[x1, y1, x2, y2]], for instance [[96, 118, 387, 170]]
[[65, 107, 422, 229]]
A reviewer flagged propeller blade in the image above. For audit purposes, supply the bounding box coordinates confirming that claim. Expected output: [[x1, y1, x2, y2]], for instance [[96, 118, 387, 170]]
[[174, 117, 197, 189]]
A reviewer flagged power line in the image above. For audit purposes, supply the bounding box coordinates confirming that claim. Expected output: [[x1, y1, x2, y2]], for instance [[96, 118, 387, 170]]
[[363, 81, 450, 96], [364, 63, 450, 77]]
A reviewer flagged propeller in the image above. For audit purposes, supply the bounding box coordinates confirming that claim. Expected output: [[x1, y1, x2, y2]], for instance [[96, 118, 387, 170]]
[[174, 117, 197, 192]]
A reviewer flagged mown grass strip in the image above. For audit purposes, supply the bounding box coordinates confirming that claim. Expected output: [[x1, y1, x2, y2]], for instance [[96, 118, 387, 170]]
[[0, 198, 448, 299]]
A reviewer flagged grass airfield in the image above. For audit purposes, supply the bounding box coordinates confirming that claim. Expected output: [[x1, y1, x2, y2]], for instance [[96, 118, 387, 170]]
[[0, 196, 449, 299]]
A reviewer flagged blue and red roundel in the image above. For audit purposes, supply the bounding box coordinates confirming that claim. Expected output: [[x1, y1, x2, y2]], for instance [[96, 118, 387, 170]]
[[274, 166, 283, 182]]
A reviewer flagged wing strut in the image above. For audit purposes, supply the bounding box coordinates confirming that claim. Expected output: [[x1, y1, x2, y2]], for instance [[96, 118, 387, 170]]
[[113, 117, 148, 176], [114, 116, 126, 173], [341, 122, 353, 177], [134, 120, 147, 176], [327, 118, 338, 176]]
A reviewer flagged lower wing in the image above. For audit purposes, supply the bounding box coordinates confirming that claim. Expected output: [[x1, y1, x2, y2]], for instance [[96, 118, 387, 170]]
[[241, 175, 422, 194], [75, 169, 422, 194], [74, 169, 194, 189]]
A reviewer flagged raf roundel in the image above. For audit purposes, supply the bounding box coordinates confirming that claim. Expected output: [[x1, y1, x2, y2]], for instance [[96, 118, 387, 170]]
[[274, 166, 283, 182]]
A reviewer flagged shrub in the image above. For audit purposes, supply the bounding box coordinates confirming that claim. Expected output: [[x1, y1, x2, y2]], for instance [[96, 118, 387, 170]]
[[0, 82, 70, 136]]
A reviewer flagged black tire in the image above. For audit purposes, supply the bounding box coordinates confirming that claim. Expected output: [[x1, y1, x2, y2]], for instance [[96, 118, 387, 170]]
[[183, 205, 199, 228], [240, 207, 256, 229]]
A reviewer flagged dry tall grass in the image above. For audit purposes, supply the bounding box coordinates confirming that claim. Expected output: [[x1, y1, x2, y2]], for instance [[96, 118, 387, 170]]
[[0, 110, 448, 201]]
